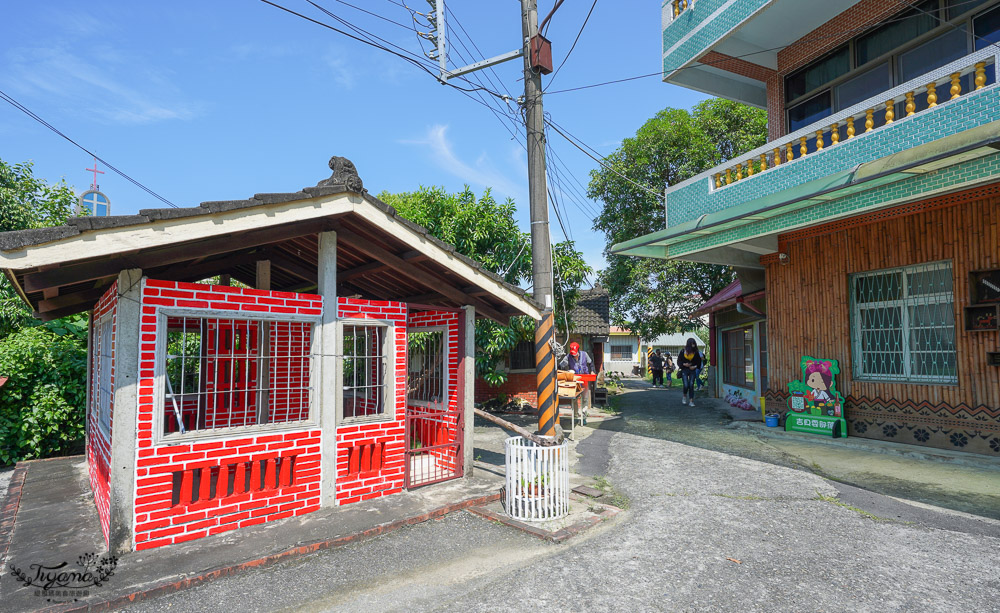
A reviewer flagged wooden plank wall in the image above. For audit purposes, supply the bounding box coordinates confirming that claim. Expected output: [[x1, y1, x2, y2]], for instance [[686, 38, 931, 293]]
[[765, 193, 1000, 412]]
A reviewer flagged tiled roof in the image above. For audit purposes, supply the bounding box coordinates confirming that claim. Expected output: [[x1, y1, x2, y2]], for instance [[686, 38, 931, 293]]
[[570, 287, 610, 336]]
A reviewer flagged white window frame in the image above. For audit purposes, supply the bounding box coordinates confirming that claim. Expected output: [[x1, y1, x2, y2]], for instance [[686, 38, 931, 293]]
[[152, 307, 321, 445], [608, 344, 634, 362], [406, 325, 450, 408], [337, 318, 398, 424], [849, 260, 957, 384], [94, 313, 113, 438]]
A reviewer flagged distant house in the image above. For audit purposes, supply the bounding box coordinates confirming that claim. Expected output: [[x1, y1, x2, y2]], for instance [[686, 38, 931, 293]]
[[475, 287, 610, 405], [606, 326, 640, 376]]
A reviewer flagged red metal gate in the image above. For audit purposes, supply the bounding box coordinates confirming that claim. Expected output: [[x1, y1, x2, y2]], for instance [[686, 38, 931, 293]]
[[404, 307, 464, 488]]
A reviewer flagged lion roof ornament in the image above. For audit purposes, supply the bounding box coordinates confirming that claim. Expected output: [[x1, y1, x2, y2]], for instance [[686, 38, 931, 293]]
[[317, 156, 364, 192]]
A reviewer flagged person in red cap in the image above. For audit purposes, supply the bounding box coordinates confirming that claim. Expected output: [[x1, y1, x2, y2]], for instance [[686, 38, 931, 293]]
[[561, 341, 593, 375]]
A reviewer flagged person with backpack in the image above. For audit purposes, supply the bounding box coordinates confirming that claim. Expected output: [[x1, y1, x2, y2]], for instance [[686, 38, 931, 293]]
[[648, 349, 665, 387], [676, 338, 703, 406]]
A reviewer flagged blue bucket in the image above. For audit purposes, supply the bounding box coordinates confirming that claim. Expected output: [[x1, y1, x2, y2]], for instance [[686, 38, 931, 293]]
[[765, 413, 779, 428]]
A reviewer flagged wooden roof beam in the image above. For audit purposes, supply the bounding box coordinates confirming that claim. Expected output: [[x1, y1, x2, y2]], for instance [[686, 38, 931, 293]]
[[22, 220, 330, 294], [333, 227, 508, 324]]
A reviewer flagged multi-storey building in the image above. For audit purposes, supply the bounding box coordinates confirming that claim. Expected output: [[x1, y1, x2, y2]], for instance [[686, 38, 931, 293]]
[[615, 0, 1000, 455]]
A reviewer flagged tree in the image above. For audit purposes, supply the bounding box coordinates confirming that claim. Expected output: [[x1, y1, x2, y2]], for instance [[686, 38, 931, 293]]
[[587, 99, 767, 340], [0, 158, 88, 465], [379, 186, 591, 385], [1, 159, 78, 337]]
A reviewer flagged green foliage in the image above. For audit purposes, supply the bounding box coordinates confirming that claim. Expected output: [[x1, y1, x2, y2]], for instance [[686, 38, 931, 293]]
[[0, 158, 77, 233], [0, 157, 89, 464], [0, 323, 88, 465], [588, 99, 768, 340], [379, 186, 592, 385]]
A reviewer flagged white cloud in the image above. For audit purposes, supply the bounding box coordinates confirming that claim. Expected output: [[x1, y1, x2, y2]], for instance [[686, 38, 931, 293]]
[[323, 52, 356, 90], [5, 46, 199, 125], [402, 124, 526, 202]]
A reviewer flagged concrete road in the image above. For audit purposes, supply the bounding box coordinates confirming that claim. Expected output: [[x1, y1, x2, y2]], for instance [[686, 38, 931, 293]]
[[129, 385, 1000, 612]]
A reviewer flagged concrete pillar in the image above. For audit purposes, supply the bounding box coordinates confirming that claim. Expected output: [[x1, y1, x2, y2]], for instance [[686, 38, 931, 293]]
[[108, 268, 142, 554], [316, 231, 338, 506], [256, 259, 271, 291], [461, 306, 475, 477]]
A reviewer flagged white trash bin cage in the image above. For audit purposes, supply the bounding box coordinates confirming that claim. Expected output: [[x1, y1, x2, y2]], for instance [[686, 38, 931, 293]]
[[503, 435, 569, 521]]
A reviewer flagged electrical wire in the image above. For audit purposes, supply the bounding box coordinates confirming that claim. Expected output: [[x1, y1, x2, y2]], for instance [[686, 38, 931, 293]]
[[0, 88, 179, 208], [544, 0, 598, 92], [545, 116, 665, 202]]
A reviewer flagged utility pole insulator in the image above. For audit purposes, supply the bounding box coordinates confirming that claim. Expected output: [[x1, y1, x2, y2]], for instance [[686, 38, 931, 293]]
[[530, 34, 553, 74]]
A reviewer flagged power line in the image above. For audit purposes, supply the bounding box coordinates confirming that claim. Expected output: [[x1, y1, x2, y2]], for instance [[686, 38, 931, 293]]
[[544, 0, 597, 92], [0, 88, 179, 208], [544, 0, 995, 95], [330, 0, 413, 30], [545, 115, 665, 202]]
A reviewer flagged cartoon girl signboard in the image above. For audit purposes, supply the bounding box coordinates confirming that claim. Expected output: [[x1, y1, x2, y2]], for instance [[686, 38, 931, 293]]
[[787, 357, 844, 417]]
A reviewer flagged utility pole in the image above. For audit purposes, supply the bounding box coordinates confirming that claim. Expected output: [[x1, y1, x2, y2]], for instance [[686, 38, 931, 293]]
[[428, 0, 559, 438], [520, 0, 558, 438]]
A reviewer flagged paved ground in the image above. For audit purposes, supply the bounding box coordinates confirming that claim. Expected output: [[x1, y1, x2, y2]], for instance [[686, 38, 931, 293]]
[[115, 383, 1000, 612]]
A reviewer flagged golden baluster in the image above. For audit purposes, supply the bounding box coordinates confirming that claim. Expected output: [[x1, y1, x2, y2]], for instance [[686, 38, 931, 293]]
[[799, 136, 808, 158], [926, 81, 937, 107], [760, 153, 767, 172], [773, 147, 781, 166], [787, 143, 795, 162], [714, 173, 722, 189], [885, 98, 894, 124], [975, 62, 987, 90], [831, 122, 840, 145], [725, 168, 732, 185], [815, 130, 824, 150], [865, 109, 874, 132], [736, 164, 743, 181], [905, 92, 915, 116], [950, 72, 961, 99], [747, 160, 755, 176], [846, 116, 855, 139], [673, 1, 679, 18]]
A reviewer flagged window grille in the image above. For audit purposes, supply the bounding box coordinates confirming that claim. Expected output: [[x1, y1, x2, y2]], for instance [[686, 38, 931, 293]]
[[162, 315, 313, 435], [95, 315, 113, 436], [408, 329, 446, 405], [723, 327, 754, 387], [609, 344, 633, 361], [850, 261, 956, 383], [509, 340, 534, 370], [343, 324, 389, 418]]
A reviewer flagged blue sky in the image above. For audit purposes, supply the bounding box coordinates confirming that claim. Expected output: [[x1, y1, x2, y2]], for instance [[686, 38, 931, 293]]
[[1, 0, 707, 281]]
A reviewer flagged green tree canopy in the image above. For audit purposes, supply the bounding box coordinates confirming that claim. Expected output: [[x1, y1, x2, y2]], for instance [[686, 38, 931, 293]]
[[379, 186, 591, 385], [587, 99, 767, 340], [1, 159, 78, 337]]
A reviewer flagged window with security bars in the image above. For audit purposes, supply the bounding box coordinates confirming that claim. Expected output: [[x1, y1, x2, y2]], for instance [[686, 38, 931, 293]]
[[94, 315, 113, 436], [162, 315, 313, 435], [343, 324, 389, 418], [509, 340, 534, 370], [609, 344, 633, 361], [850, 261, 956, 383], [723, 327, 754, 388], [408, 329, 446, 405]]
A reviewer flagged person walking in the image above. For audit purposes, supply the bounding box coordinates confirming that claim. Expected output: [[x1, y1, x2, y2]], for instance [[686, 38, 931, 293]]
[[676, 338, 703, 406], [663, 352, 675, 388], [648, 349, 665, 387]]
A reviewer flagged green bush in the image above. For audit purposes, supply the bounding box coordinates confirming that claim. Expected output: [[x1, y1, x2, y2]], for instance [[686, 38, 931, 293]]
[[0, 323, 88, 465]]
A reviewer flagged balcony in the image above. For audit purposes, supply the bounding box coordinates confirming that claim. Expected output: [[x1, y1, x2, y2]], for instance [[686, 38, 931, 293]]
[[661, 0, 857, 106], [613, 48, 1000, 267]]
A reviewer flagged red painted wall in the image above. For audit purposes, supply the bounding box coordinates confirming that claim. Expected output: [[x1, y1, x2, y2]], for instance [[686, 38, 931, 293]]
[[86, 281, 118, 546], [407, 310, 462, 478], [133, 280, 323, 550], [474, 372, 538, 407], [335, 298, 407, 505]]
